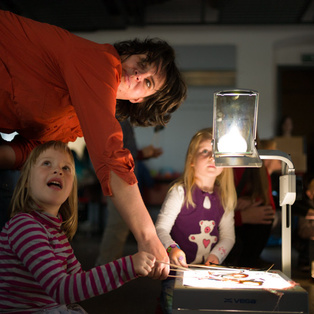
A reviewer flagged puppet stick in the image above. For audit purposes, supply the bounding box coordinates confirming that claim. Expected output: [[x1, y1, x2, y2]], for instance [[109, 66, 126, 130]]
[[266, 264, 275, 272], [157, 260, 271, 272], [168, 274, 184, 278], [157, 260, 228, 271], [186, 264, 239, 271], [188, 263, 275, 272], [156, 260, 192, 272], [170, 268, 187, 273]]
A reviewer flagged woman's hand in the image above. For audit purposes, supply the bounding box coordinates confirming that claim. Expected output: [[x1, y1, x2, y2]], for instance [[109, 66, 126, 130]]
[[236, 198, 275, 225], [141, 145, 163, 159], [205, 254, 219, 266], [132, 251, 156, 277], [137, 235, 170, 280], [169, 247, 188, 268], [240, 200, 275, 224], [236, 197, 253, 210]]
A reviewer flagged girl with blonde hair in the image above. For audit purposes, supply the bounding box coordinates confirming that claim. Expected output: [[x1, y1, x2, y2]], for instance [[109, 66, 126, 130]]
[[0, 141, 155, 313], [155, 128, 237, 313]]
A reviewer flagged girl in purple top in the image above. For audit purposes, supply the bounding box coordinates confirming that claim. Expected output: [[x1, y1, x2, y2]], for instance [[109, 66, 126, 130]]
[[155, 128, 237, 313], [0, 141, 155, 313]]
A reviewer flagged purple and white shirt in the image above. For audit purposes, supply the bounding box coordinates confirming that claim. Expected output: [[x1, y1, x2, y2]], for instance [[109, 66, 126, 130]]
[[156, 185, 235, 264]]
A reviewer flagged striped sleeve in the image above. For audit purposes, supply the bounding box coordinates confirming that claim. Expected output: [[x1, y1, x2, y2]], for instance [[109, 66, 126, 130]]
[[7, 215, 137, 304]]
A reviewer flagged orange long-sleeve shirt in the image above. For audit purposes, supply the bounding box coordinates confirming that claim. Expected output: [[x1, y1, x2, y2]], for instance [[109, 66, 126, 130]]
[[0, 10, 136, 195]]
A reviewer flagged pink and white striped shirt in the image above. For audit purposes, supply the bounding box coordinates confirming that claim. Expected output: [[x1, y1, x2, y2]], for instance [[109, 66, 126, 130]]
[[0, 211, 137, 313]]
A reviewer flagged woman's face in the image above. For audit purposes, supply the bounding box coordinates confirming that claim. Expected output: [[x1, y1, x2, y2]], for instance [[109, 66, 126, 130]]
[[117, 54, 165, 103], [28, 148, 75, 216]]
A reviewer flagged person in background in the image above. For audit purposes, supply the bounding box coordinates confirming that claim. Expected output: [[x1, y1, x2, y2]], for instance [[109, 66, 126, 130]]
[[278, 115, 294, 137], [260, 139, 282, 177], [224, 138, 281, 268], [155, 128, 237, 314], [292, 173, 314, 271], [0, 9, 187, 278], [0, 141, 155, 313], [95, 119, 163, 265]]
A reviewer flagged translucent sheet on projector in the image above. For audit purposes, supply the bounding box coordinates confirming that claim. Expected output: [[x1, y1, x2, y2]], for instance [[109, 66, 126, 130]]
[[182, 268, 294, 290]]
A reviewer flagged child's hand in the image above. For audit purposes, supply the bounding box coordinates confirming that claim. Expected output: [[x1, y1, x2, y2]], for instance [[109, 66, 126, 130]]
[[205, 254, 219, 266], [169, 248, 188, 267], [132, 251, 156, 277]]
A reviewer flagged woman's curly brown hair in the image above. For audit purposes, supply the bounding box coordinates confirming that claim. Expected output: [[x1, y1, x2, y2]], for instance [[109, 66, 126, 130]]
[[114, 38, 187, 127]]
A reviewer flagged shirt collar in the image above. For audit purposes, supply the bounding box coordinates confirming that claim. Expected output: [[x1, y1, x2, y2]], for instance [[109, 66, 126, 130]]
[[33, 210, 63, 229]]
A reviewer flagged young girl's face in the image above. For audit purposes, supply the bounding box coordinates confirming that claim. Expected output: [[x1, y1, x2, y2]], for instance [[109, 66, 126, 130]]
[[193, 139, 223, 179], [28, 147, 75, 216]]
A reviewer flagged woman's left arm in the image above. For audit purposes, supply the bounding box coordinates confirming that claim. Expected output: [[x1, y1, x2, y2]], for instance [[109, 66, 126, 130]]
[[109, 171, 169, 280]]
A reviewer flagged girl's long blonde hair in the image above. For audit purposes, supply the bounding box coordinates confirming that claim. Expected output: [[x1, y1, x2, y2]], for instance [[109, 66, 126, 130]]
[[9, 141, 78, 240], [172, 128, 237, 213]]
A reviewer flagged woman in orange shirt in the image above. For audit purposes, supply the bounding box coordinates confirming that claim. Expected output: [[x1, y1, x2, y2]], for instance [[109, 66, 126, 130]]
[[0, 9, 186, 279]]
